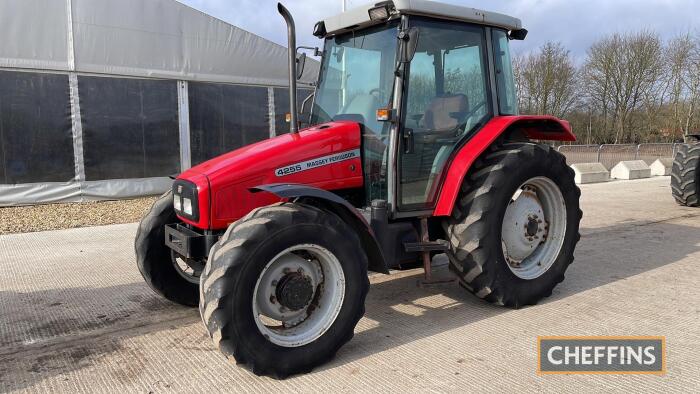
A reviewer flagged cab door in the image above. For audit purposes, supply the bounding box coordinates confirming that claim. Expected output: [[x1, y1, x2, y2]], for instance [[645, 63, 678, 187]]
[[397, 18, 492, 211]]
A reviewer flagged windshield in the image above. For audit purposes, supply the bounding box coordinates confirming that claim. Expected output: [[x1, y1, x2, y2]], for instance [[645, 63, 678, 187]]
[[310, 21, 399, 137]]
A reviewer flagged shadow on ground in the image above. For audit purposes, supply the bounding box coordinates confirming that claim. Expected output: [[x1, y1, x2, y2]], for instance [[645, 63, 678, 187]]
[[1, 219, 698, 390], [332, 219, 700, 367]]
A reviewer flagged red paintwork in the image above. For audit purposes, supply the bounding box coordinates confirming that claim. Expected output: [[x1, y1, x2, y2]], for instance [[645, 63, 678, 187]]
[[178, 114, 573, 228], [432, 115, 576, 216], [177, 121, 363, 230]]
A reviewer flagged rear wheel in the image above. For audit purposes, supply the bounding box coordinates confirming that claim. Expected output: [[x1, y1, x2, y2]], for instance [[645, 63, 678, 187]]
[[135, 191, 200, 306], [444, 142, 582, 308], [199, 202, 368, 378], [671, 142, 700, 207]]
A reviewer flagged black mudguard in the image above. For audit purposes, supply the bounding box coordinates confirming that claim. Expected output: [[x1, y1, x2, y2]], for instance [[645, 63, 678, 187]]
[[251, 183, 389, 274]]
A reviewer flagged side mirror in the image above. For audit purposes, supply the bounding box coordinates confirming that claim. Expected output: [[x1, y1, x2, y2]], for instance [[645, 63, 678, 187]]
[[398, 27, 419, 63], [296, 52, 307, 80], [508, 29, 528, 41]]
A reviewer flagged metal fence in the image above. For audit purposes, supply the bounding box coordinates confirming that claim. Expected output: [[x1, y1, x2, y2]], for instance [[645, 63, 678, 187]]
[[556, 145, 601, 165], [557, 143, 679, 170]]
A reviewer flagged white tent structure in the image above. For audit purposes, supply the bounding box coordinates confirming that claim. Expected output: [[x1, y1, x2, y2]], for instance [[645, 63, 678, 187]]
[[0, 0, 318, 205]]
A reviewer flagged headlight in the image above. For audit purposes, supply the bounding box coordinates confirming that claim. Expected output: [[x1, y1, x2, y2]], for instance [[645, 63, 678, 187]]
[[172, 180, 199, 221], [368, 5, 390, 21], [183, 198, 193, 215]]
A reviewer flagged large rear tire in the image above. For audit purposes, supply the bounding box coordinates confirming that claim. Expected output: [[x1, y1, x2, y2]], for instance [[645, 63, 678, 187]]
[[199, 202, 369, 378], [135, 191, 200, 307], [444, 142, 582, 308], [671, 142, 700, 207]]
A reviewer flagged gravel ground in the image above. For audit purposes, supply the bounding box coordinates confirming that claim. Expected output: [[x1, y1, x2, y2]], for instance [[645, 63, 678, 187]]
[[0, 197, 158, 235]]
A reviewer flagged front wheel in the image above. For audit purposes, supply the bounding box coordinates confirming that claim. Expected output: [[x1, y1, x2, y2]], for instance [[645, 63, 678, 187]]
[[444, 142, 582, 308], [135, 191, 200, 306], [199, 203, 369, 378]]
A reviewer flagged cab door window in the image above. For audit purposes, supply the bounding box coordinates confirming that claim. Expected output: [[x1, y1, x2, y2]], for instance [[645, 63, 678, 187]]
[[399, 18, 490, 209]]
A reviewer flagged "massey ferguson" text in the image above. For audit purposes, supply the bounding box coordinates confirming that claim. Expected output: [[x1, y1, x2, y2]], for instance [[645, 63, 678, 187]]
[[275, 149, 360, 177]]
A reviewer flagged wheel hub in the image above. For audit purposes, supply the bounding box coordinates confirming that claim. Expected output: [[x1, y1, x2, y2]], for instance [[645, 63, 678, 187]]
[[275, 272, 314, 311], [252, 244, 346, 347], [500, 177, 567, 280], [525, 216, 539, 237], [502, 187, 548, 266]]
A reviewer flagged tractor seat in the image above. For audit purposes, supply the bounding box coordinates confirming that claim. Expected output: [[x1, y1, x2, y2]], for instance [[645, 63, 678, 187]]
[[423, 94, 469, 132]]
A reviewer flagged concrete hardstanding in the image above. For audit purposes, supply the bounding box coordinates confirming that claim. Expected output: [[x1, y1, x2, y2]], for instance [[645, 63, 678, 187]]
[[1, 177, 698, 393]]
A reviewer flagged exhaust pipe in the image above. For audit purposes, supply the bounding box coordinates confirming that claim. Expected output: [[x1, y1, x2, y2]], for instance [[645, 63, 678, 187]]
[[278, 3, 298, 133]]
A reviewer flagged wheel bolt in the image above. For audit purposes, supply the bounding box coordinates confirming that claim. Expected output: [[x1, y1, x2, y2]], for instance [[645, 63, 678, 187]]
[[297, 267, 304, 274], [271, 280, 278, 286], [270, 295, 276, 304]]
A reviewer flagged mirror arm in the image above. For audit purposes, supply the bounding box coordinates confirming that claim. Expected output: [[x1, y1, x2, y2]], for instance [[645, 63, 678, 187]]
[[298, 46, 323, 57]]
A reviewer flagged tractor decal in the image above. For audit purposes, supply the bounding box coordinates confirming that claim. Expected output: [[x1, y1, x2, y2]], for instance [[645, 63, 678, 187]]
[[275, 149, 361, 177]]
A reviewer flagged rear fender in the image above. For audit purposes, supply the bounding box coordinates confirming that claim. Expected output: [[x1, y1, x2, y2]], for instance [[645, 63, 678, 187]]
[[251, 184, 389, 274], [433, 115, 575, 216]]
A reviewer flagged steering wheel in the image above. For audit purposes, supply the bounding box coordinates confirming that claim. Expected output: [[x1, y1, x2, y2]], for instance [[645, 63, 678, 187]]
[[463, 101, 486, 122]]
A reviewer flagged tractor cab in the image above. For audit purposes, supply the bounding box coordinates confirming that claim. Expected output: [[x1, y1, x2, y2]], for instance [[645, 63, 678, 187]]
[[307, 0, 525, 214]]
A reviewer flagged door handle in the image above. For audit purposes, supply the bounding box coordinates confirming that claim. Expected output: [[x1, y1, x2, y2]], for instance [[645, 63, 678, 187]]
[[403, 129, 414, 154]]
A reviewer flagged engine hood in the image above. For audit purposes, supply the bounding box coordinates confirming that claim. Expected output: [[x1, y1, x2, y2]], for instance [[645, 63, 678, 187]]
[[176, 121, 364, 229]]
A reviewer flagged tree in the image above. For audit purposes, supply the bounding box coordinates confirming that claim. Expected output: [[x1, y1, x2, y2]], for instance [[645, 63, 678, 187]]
[[514, 42, 579, 118], [666, 33, 700, 138], [582, 31, 664, 143]]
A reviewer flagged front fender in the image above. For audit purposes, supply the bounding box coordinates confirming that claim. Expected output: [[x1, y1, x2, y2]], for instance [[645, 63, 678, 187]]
[[433, 115, 575, 216], [251, 183, 389, 274]]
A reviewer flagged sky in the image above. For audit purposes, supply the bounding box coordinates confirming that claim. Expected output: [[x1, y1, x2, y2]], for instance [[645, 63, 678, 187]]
[[179, 0, 700, 61]]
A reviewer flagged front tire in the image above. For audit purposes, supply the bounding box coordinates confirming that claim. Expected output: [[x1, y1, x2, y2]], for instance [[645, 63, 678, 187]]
[[135, 191, 200, 306], [444, 142, 582, 308], [199, 202, 369, 378]]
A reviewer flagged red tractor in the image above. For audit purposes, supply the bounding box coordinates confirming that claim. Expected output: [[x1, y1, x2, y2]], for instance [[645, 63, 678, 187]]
[[136, 0, 582, 378]]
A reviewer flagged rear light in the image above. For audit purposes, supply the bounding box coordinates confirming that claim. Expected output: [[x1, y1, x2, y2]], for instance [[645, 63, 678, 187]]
[[173, 196, 182, 211]]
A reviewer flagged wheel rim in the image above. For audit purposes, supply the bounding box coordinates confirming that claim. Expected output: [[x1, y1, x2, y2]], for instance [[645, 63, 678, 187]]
[[252, 244, 346, 347], [172, 253, 203, 285], [501, 177, 567, 280]]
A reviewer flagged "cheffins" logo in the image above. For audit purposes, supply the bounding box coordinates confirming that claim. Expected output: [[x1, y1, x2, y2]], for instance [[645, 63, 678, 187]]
[[538, 336, 666, 375]]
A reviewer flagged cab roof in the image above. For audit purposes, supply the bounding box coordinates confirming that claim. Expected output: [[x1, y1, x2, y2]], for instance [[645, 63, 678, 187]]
[[320, 0, 523, 37]]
